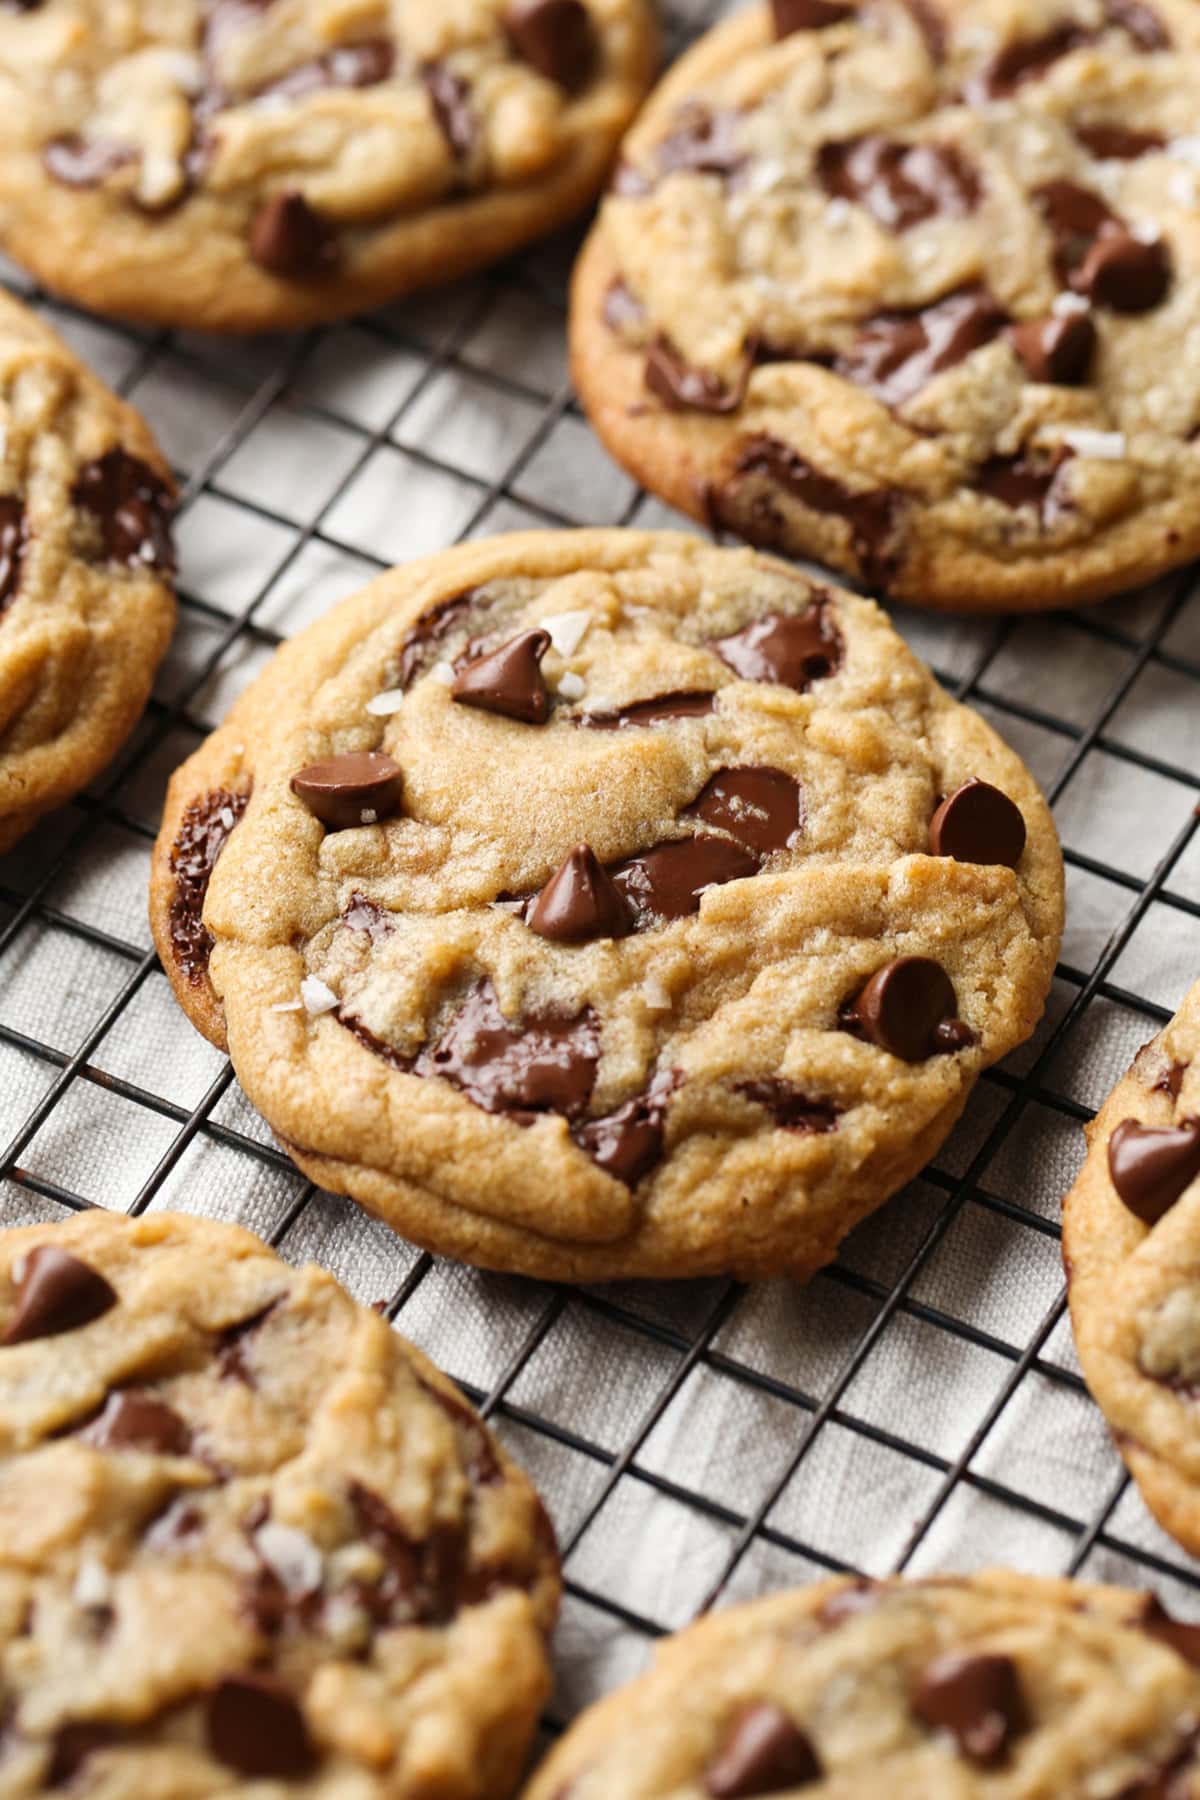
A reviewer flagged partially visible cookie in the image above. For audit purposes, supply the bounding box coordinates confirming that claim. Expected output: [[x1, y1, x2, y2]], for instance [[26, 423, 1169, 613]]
[[149, 529, 1062, 1284], [571, 0, 1200, 612], [522, 1571, 1200, 1797], [0, 288, 175, 854], [0, 2, 658, 333], [1064, 978, 1200, 1556], [0, 1210, 560, 1797]]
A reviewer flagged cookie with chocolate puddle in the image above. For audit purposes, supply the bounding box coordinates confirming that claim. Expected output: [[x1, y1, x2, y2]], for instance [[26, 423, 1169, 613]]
[[150, 529, 1061, 1283]]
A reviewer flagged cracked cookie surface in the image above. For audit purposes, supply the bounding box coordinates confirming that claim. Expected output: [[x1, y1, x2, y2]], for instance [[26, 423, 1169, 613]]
[[521, 1570, 1200, 1798], [0, 0, 657, 332], [148, 529, 1062, 1284], [1064, 977, 1200, 1557], [571, 0, 1200, 611], [0, 288, 175, 856], [0, 1210, 560, 1798]]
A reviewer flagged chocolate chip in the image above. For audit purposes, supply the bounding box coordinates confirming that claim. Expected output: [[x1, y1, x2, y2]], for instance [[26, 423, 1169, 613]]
[[687, 767, 803, 854], [73, 449, 175, 573], [654, 103, 744, 182], [723, 436, 901, 587], [291, 752, 403, 831], [415, 981, 599, 1120], [526, 844, 632, 942], [1140, 1595, 1200, 1668], [611, 836, 759, 925], [705, 1703, 821, 1796], [580, 690, 716, 728], [928, 778, 1026, 867], [646, 337, 752, 414], [1075, 229, 1170, 313], [1106, 0, 1170, 50], [573, 1069, 681, 1186], [0, 497, 26, 612], [346, 1482, 464, 1624], [214, 1300, 281, 1386], [79, 1390, 191, 1455], [972, 25, 1090, 100], [713, 603, 844, 691], [344, 893, 394, 941], [772, 0, 853, 31], [207, 1673, 316, 1779], [912, 1652, 1027, 1765], [397, 589, 479, 687], [737, 1080, 839, 1133], [836, 286, 1007, 407], [42, 135, 135, 188], [817, 136, 979, 231], [974, 449, 1071, 513], [46, 1724, 121, 1787], [1074, 122, 1164, 159], [1008, 309, 1095, 384], [603, 278, 646, 334], [1034, 180, 1120, 282], [168, 786, 250, 984], [505, 0, 595, 89], [452, 629, 551, 724], [249, 191, 337, 277], [843, 956, 970, 1061], [3, 1248, 117, 1346], [1108, 1118, 1200, 1224], [422, 63, 476, 162]]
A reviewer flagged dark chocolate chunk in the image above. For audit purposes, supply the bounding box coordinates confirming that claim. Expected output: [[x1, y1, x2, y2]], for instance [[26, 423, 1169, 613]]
[[836, 286, 1007, 407], [1117, 1748, 1198, 1799], [1075, 228, 1170, 313], [611, 836, 759, 925], [452, 629, 551, 724], [1105, 0, 1170, 51], [1034, 179, 1119, 282], [397, 590, 478, 687], [654, 104, 744, 182], [505, 0, 595, 90], [291, 752, 403, 831], [771, 0, 853, 33], [73, 449, 175, 573], [257, 36, 394, 101], [1140, 1595, 1200, 1668], [713, 603, 843, 692], [207, 1673, 316, 1779], [214, 1300, 281, 1386], [1074, 122, 1164, 160], [572, 1069, 681, 1186], [842, 956, 970, 1061], [645, 337, 751, 413], [46, 1725, 121, 1787], [417, 1377, 503, 1487], [737, 1080, 839, 1133], [42, 135, 135, 188], [3, 1247, 117, 1346], [79, 1390, 191, 1455], [1008, 308, 1095, 384], [168, 787, 250, 984], [346, 1482, 464, 1624], [1108, 1118, 1200, 1224], [603, 277, 646, 333], [704, 1703, 822, 1796], [687, 767, 803, 854], [1156, 1063, 1186, 1101], [344, 893, 394, 942], [912, 1651, 1027, 1765], [817, 136, 979, 231], [0, 497, 26, 613], [725, 436, 901, 587], [972, 25, 1089, 100], [415, 981, 599, 1120], [974, 449, 1070, 513], [249, 191, 337, 276], [928, 777, 1026, 868], [580, 690, 716, 728], [526, 845, 632, 942], [422, 63, 475, 162], [901, 0, 947, 61]]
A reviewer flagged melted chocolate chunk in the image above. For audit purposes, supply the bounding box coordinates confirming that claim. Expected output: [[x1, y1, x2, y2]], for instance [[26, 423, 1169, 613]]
[[214, 1300, 281, 1386], [902, 0, 947, 61], [415, 981, 599, 1120], [452, 629, 551, 724], [207, 1673, 316, 1779], [249, 191, 337, 277], [842, 956, 972, 1061], [347, 1482, 464, 1625], [73, 449, 175, 573], [168, 787, 250, 984], [42, 136, 135, 188], [580, 690, 716, 728], [1156, 1062, 1186, 1101], [1118, 1748, 1199, 1799], [0, 497, 26, 613], [423, 63, 476, 162], [1034, 181, 1170, 311], [654, 103, 744, 182], [526, 845, 632, 942], [1108, 1118, 1200, 1224], [972, 24, 1089, 99], [772, 0, 853, 30], [817, 136, 979, 231], [344, 893, 394, 942], [1035, 180, 1119, 281], [928, 778, 1027, 868], [1008, 308, 1095, 384], [705, 1703, 822, 1795], [1074, 122, 1165, 160], [645, 338, 751, 414], [505, 0, 595, 90], [397, 590, 478, 687], [258, 36, 393, 102], [46, 1725, 121, 1787], [572, 1069, 681, 1186], [417, 1377, 503, 1487], [611, 836, 759, 925], [836, 286, 1007, 407], [3, 1247, 117, 1345], [913, 1652, 1027, 1765], [1106, 0, 1170, 50], [725, 436, 900, 586], [687, 767, 803, 854], [737, 1080, 839, 1133], [1140, 1595, 1200, 1668], [974, 449, 1070, 513], [603, 277, 646, 333], [712, 602, 843, 692], [291, 752, 403, 831], [79, 1389, 191, 1455]]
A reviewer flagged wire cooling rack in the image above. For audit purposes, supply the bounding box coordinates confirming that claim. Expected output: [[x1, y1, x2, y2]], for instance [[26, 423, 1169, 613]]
[[2, 0, 1200, 1744]]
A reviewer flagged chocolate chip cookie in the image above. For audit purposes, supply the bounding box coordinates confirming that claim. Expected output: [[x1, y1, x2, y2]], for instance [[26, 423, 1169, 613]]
[[521, 1571, 1200, 1797], [148, 529, 1062, 1283], [0, 289, 175, 855], [0, 1, 658, 334], [1064, 978, 1200, 1557], [571, 0, 1200, 612], [0, 1209, 560, 1796]]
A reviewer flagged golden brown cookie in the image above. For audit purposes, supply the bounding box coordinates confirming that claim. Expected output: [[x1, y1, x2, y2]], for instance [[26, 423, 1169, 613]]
[[571, 0, 1200, 611]]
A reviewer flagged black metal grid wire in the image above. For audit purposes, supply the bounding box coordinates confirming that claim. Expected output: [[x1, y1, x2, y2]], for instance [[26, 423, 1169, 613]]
[[2, 0, 1200, 1735]]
